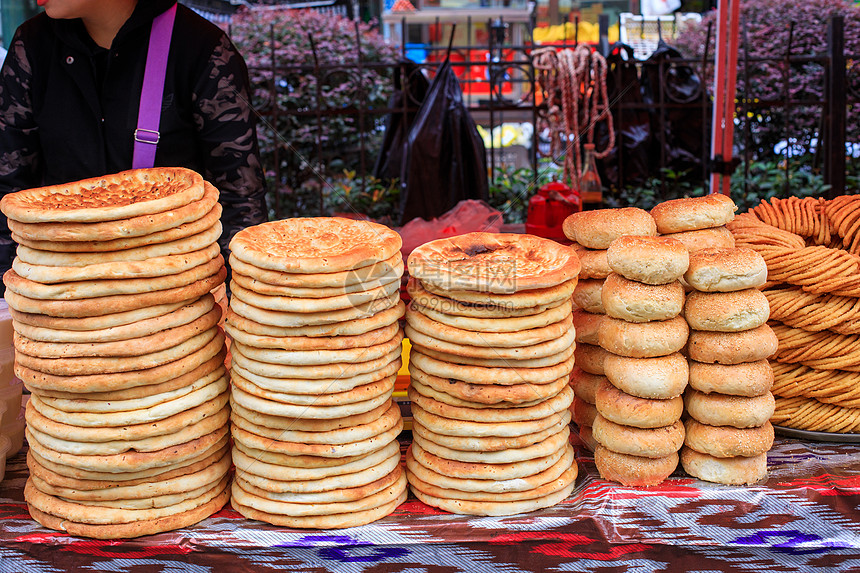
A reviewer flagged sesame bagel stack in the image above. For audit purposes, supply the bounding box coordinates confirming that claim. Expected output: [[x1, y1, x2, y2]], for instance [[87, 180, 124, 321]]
[[650, 194, 738, 255], [562, 208, 656, 448], [592, 235, 690, 486], [681, 246, 776, 485]]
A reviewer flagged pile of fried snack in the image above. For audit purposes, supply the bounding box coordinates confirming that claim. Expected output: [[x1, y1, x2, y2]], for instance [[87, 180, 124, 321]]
[[729, 195, 860, 433]]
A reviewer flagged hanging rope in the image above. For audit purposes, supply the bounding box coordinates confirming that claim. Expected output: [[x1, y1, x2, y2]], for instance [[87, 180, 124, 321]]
[[533, 44, 615, 187]]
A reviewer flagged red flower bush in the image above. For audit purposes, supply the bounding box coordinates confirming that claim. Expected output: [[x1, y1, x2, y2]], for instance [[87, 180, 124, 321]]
[[229, 8, 399, 217], [675, 0, 860, 159]]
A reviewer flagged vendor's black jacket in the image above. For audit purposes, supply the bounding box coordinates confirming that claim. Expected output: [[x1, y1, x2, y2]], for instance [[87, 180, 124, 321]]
[[0, 0, 267, 277]]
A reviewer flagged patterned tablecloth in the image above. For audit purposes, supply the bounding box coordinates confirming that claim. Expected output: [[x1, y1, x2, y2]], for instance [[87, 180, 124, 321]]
[[1, 434, 859, 572]]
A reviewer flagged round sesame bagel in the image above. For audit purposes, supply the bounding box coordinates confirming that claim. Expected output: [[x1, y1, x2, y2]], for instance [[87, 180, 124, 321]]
[[602, 273, 684, 323], [684, 247, 768, 292], [683, 418, 774, 458], [687, 360, 773, 397], [602, 352, 689, 399], [598, 315, 689, 358], [650, 194, 737, 234], [563, 207, 657, 250], [684, 288, 770, 332], [680, 447, 767, 485], [686, 325, 778, 365], [606, 235, 689, 285], [592, 414, 685, 458], [594, 446, 678, 486], [595, 379, 683, 429], [684, 388, 775, 429]]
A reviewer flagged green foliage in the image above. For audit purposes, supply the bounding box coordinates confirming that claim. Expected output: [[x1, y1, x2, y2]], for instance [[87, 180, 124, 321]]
[[604, 168, 702, 211], [324, 171, 401, 226], [674, 0, 860, 160], [268, 170, 401, 225], [605, 158, 832, 213], [733, 159, 830, 208], [488, 162, 565, 224]]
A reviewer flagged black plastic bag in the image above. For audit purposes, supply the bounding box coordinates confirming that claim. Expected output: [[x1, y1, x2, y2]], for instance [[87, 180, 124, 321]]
[[399, 59, 489, 225], [373, 59, 430, 183], [641, 39, 710, 178], [596, 43, 653, 188]]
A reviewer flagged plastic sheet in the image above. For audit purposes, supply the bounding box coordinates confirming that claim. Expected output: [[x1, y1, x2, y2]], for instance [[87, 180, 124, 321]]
[[373, 59, 430, 186], [597, 43, 653, 188], [398, 60, 489, 225], [397, 199, 502, 258], [641, 39, 710, 178]]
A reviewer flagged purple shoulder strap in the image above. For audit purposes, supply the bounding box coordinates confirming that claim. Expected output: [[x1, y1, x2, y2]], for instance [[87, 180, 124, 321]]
[[132, 3, 177, 169]]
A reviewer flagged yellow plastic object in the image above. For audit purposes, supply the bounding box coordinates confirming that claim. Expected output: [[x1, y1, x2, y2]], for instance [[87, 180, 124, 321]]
[[398, 337, 411, 377], [395, 338, 412, 429], [533, 22, 619, 45]]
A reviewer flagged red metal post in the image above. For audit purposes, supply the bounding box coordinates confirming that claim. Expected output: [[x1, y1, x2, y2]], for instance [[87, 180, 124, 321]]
[[710, 0, 741, 196]]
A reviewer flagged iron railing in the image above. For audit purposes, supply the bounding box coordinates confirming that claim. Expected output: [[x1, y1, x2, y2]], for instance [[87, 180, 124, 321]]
[[237, 13, 860, 220]]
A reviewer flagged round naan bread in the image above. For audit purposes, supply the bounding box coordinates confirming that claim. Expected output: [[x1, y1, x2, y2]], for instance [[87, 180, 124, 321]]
[[1, 168, 204, 223], [7, 182, 218, 243], [408, 232, 581, 294], [229, 217, 402, 273]]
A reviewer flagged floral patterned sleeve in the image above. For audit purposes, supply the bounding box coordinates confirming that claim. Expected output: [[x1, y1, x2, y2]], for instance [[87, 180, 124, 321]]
[[0, 33, 41, 276], [192, 34, 268, 257]]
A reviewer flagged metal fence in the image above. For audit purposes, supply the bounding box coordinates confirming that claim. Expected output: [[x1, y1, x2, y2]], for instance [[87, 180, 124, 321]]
[[240, 13, 860, 221]]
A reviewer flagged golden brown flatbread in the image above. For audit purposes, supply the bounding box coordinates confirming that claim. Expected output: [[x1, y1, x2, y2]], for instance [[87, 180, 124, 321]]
[[229, 217, 402, 273], [18, 334, 226, 394], [228, 252, 403, 289], [11, 198, 221, 252], [1, 167, 204, 223], [28, 483, 229, 539], [408, 232, 581, 293], [7, 181, 218, 244], [224, 301, 405, 338], [12, 294, 216, 343], [4, 265, 227, 317]]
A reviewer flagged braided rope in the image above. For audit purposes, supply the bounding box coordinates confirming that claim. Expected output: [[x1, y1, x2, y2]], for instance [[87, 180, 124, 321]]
[[531, 45, 615, 184]]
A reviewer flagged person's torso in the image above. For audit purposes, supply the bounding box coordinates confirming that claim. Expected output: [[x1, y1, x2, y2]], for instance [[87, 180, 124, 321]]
[[23, 3, 215, 185]]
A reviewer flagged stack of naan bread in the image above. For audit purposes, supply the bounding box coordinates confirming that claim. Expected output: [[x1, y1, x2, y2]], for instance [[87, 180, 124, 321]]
[[0, 168, 231, 539], [591, 235, 690, 486], [224, 218, 407, 528], [404, 233, 580, 516], [562, 208, 656, 449]]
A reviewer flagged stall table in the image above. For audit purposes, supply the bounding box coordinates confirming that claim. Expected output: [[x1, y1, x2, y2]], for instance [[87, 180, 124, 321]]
[[1, 434, 859, 571]]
